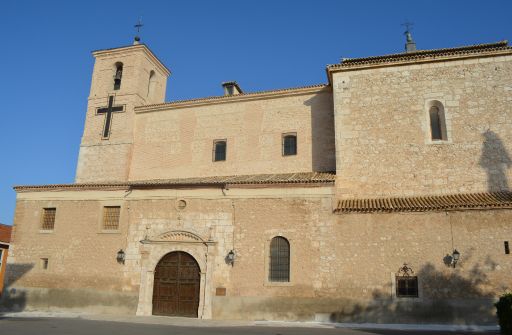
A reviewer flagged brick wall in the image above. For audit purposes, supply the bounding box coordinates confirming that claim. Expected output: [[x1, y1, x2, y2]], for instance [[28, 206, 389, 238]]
[[76, 45, 169, 183], [129, 89, 335, 180]]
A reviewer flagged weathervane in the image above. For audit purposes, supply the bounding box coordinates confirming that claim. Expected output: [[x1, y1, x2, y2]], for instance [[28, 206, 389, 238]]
[[134, 17, 144, 44]]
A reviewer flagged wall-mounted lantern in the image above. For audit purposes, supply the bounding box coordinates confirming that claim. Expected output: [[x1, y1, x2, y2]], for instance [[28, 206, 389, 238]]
[[451, 249, 460, 268], [226, 250, 236, 266], [116, 249, 126, 264]]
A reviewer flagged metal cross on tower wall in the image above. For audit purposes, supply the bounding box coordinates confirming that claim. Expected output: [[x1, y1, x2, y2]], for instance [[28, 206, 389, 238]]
[[96, 95, 125, 139]]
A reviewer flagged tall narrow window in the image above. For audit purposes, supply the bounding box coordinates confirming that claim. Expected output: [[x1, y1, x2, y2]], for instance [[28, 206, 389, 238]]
[[41, 208, 56, 231], [282, 133, 297, 156], [505, 241, 510, 255], [213, 140, 227, 162], [147, 70, 156, 98], [102, 206, 121, 230], [113, 62, 123, 90], [428, 102, 447, 141], [269, 236, 290, 282]]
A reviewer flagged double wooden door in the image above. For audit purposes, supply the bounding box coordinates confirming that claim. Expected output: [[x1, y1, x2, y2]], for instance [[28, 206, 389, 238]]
[[152, 251, 200, 317]]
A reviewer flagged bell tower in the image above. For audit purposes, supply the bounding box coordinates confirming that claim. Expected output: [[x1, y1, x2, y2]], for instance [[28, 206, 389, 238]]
[[75, 42, 170, 183]]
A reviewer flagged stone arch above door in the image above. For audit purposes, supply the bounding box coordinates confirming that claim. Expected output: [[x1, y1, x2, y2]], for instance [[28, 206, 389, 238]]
[[152, 230, 207, 244]]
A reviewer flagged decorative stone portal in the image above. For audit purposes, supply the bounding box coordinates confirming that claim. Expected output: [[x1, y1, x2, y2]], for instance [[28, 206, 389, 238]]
[[135, 230, 216, 319]]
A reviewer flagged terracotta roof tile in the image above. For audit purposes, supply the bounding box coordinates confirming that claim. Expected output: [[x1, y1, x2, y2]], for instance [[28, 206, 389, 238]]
[[0, 223, 12, 244], [327, 41, 511, 70], [14, 172, 336, 192], [335, 192, 512, 213]]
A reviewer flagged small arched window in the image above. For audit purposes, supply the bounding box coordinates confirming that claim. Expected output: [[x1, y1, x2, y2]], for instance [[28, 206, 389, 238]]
[[213, 140, 227, 162], [282, 133, 297, 156], [113, 62, 123, 90], [269, 236, 290, 282], [428, 101, 447, 141], [147, 70, 156, 98]]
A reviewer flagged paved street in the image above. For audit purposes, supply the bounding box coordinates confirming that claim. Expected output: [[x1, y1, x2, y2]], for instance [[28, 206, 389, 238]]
[[0, 317, 499, 335]]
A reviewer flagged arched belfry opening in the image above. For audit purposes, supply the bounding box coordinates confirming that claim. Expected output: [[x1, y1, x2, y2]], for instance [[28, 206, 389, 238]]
[[113, 62, 123, 90], [152, 251, 200, 317], [147, 70, 156, 98]]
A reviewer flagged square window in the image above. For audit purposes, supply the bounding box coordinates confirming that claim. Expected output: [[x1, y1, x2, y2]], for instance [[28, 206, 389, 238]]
[[282, 133, 297, 156], [102, 206, 121, 230], [213, 140, 227, 162], [396, 276, 418, 298], [41, 208, 56, 231]]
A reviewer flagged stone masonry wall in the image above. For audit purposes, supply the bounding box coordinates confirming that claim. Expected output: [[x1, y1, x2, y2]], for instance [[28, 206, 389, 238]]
[[5, 187, 512, 324], [332, 55, 512, 197]]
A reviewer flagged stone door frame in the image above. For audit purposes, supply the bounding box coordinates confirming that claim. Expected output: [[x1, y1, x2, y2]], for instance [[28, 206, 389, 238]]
[[135, 231, 216, 319]]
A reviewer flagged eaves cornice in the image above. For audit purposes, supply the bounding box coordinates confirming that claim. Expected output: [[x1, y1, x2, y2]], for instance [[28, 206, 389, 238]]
[[134, 85, 330, 113]]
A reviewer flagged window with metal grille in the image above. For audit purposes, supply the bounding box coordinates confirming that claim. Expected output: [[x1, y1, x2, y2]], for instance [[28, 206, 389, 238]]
[[269, 236, 290, 282], [213, 140, 227, 162], [41, 208, 56, 230], [282, 134, 297, 156], [396, 276, 418, 298], [102, 206, 121, 230]]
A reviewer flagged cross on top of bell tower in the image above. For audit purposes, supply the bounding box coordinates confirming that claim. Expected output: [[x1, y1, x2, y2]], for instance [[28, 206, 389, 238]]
[[134, 18, 144, 45]]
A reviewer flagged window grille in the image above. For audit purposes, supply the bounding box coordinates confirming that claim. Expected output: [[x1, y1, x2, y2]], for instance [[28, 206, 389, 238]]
[[41, 208, 56, 230], [103, 206, 121, 230], [282, 134, 297, 156], [269, 236, 290, 282], [213, 140, 227, 161], [396, 276, 418, 297]]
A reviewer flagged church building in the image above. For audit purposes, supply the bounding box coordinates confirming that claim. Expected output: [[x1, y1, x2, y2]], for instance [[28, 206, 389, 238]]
[[2, 32, 512, 324]]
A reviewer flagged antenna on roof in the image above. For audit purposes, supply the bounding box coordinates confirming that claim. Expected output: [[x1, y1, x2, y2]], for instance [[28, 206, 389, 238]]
[[401, 20, 417, 53], [134, 17, 144, 45]]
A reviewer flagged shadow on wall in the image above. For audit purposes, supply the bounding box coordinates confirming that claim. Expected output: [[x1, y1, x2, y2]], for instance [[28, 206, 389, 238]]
[[304, 92, 336, 173], [0, 263, 34, 313], [479, 130, 511, 192], [329, 257, 504, 325]]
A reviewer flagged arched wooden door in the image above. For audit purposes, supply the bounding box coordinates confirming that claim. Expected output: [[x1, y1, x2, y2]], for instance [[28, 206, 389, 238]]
[[152, 251, 200, 317]]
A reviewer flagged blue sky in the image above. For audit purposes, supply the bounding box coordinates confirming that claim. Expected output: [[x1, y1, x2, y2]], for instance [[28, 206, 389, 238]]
[[1, 0, 511, 225]]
